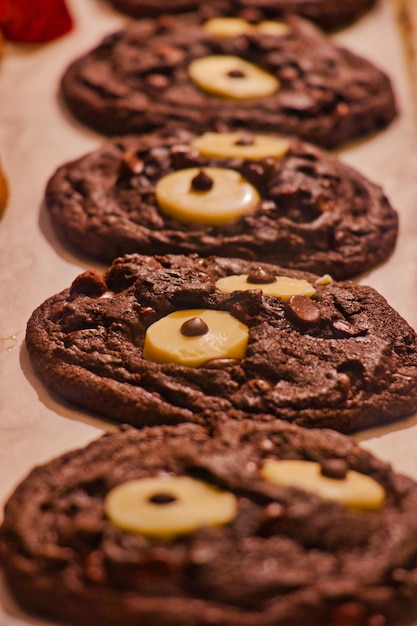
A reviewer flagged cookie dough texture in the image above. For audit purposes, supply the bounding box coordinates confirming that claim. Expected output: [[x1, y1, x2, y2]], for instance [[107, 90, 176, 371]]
[[60, 15, 396, 149], [106, 0, 377, 31], [2, 420, 417, 626], [45, 130, 398, 279], [25, 254, 417, 433]]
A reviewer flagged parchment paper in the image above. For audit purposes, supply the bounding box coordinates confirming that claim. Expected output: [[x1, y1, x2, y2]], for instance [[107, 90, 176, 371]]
[[0, 0, 416, 623]]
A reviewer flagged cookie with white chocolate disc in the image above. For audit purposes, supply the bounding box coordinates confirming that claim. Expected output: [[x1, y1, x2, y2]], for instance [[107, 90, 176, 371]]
[[45, 129, 398, 279], [2, 419, 417, 626], [25, 254, 417, 433], [105, 0, 377, 31], [60, 14, 396, 149]]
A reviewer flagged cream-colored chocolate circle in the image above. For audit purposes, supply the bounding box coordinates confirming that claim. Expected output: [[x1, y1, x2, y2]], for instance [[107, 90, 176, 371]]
[[105, 476, 238, 538], [143, 309, 249, 367], [261, 459, 385, 510], [188, 55, 279, 99], [155, 167, 260, 225], [191, 132, 290, 160], [203, 17, 289, 39], [216, 274, 316, 300]]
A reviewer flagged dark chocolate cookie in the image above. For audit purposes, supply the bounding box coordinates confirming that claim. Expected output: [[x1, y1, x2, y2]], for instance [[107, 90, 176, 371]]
[[2, 419, 417, 626], [25, 254, 417, 433], [106, 0, 377, 31], [45, 129, 398, 279], [60, 14, 396, 149]]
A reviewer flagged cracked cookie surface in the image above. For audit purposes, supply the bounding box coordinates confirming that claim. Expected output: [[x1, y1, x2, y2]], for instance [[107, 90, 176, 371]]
[[25, 254, 417, 433], [2, 419, 417, 626], [45, 130, 398, 279], [60, 15, 396, 149], [106, 0, 377, 31]]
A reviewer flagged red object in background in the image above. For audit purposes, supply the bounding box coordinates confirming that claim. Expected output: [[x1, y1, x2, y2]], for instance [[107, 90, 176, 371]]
[[0, 0, 73, 43]]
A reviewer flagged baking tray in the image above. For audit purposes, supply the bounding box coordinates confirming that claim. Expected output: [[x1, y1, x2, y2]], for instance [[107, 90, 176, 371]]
[[0, 0, 416, 623]]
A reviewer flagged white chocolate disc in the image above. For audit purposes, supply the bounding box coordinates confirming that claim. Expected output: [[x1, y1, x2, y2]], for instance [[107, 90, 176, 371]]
[[188, 55, 279, 99], [143, 309, 249, 367], [105, 476, 238, 538], [203, 17, 289, 39], [261, 459, 385, 511], [156, 167, 260, 225], [191, 132, 290, 160], [216, 274, 316, 300]]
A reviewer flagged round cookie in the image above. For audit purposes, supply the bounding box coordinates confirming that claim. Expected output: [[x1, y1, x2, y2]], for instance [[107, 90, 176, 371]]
[[106, 0, 377, 31], [45, 129, 398, 279], [2, 419, 417, 626], [25, 254, 417, 433], [60, 14, 396, 149]]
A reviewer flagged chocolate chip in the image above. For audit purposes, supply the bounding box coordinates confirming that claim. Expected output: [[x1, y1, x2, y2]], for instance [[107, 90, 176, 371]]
[[148, 493, 177, 505], [235, 133, 255, 146], [145, 73, 169, 89], [332, 319, 364, 338], [170, 144, 202, 169], [329, 601, 367, 626], [286, 295, 321, 328], [239, 8, 263, 23], [70, 270, 107, 297], [180, 317, 209, 337], [202, 358, 240, 369], [247, 267, 276, 284], [320, 458, 348, 480], [120, 152, 144, 176], [190, 169, 214, 192], [227, 69, 246, 78]]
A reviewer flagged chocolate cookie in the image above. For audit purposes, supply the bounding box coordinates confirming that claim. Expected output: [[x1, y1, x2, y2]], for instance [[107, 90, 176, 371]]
[[25, 254, 417, 433], [60, 14, 396, 149], [106, 0, 377, 31], [45, 129, 398, 279], [2, 419, 417, 626]]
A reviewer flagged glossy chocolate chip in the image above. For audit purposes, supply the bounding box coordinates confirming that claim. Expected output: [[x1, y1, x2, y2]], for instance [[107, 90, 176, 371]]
[[286, 295, 321, 328], [227, 69, 246, 78], [247, 267, 276, 284], [320, 458, 349, 480], [190, 169, 214, 192], [70, 270, 107, 297], [180, 316, 209, 337], [332, 319, 364, 338], [235, 133, 255, 146], [148, 493, 177, 505]]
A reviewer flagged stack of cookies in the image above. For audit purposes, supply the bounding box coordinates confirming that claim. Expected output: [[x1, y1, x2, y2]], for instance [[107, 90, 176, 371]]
[[2, 2, 417, 626]]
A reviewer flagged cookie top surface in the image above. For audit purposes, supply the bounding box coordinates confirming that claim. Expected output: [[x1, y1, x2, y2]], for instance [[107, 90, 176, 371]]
[[106, 0, 377, 31], [2, 419, 417, 626], [60, 15, 396, 149], [25, 254, 417, 433], [46, 130, 398, 279]]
